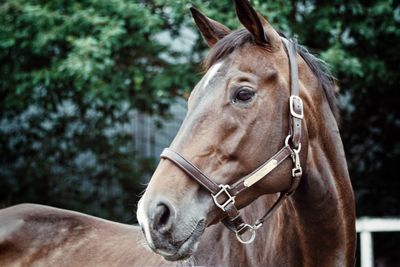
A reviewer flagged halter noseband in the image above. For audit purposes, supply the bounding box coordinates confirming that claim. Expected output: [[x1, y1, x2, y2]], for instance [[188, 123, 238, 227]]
[[160, 38, 304, 244]]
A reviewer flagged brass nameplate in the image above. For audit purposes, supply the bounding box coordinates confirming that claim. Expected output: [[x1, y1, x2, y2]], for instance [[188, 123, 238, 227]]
[[243, 159, 278, 187]]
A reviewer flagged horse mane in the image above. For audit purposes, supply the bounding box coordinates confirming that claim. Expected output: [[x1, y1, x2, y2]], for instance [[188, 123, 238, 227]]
[[203, 29, 339, 121]]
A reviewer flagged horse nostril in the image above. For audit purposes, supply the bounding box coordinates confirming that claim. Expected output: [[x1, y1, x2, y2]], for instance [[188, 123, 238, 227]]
[[158, 204, 170, 226], [152, 201, 175, 234]]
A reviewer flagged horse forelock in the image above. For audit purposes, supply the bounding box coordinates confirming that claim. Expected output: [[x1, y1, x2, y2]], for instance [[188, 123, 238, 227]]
[[203, 29, 339, 122]]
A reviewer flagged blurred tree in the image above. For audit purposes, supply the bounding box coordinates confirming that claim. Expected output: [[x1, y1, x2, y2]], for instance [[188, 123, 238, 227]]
[[0, 0, 399, 252], [0, 0, 202, 221]]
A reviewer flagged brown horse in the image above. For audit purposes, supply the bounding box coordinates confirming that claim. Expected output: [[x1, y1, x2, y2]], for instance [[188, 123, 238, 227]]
[[137, 0, 356, 266], [0, 204, 168, 267]]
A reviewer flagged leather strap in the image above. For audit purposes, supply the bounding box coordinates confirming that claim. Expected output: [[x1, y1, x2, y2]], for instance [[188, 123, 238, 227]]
[[160, 148, 220, 194], [282, 38, 303, 148], [230, 145, 293, 195], [160, 145, 293, 233]]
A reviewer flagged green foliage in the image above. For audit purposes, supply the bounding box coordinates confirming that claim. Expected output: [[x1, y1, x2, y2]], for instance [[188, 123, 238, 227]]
[[0, 0, 193, 114]]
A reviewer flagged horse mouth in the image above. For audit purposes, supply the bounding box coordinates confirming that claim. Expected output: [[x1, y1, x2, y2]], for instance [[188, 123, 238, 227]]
[[162, 220, 205, 261]]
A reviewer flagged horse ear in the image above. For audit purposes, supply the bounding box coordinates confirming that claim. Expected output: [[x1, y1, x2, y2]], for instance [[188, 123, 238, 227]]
[[190, 7, 231, 47], [233, 0, 280, 48]]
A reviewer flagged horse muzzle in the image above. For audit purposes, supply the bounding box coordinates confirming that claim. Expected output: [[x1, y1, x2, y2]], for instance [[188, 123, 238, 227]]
[[137, 195, 206, 261]]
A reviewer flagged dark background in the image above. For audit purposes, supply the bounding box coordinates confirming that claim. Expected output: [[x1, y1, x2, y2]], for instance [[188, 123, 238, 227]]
[[1, 0, 399, 265]]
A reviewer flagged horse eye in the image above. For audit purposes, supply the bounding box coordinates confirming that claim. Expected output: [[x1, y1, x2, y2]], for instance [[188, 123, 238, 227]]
[[234, 88, 255, 103]]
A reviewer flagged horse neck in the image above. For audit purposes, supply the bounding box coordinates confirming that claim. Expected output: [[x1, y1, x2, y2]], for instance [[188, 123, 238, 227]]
[[195, 93, 356, 267], [282, 91, 356, 265]]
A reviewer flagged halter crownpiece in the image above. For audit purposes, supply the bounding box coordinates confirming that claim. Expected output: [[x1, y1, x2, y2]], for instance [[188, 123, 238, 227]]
[[160, 37, 303, 244]]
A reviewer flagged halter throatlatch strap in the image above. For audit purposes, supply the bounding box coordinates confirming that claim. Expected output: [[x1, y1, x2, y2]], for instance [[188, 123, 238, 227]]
[[160, 37, 304, 244], [282, 37, 303, 149]]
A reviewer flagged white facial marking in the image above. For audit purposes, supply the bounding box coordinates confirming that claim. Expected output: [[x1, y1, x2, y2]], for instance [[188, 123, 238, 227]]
[[202, 61, 224, 89], [136, 198, 155, 249]]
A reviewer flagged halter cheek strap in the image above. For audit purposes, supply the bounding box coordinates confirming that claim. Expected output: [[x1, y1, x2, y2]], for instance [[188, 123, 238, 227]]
[[160, 37, 303, 244]]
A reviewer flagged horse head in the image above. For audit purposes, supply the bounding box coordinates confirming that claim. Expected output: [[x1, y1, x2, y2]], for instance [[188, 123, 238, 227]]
[[137, 0, 346, 262]]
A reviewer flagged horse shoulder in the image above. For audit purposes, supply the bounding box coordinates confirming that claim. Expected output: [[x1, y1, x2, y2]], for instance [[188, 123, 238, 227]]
[[0, 204, 167, 267]]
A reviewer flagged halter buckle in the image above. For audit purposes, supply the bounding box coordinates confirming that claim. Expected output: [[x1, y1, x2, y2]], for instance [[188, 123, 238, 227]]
[[289, 95, 304, 119], [212, 185, 235, 211]]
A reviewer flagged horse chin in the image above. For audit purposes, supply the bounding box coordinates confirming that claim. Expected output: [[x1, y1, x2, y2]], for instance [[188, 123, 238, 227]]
[[161, 220, 205, 262]]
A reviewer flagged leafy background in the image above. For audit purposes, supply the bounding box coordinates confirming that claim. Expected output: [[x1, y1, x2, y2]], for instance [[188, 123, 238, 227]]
[[1, 0, 399, 265]]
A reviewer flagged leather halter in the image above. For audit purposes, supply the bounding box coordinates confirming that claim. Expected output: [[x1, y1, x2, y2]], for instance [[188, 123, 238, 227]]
[[160, 37, 304, 244]]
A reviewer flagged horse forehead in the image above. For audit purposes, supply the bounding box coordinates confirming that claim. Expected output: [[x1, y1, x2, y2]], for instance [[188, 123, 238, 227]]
[[190, 47, 283, 103], [189, 60, 228, 105], [235, 49, 283, 74]]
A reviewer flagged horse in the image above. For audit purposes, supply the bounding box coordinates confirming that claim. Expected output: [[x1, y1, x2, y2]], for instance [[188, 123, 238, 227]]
[[136, 0, 356, 266], [0, 203, 168, 266]]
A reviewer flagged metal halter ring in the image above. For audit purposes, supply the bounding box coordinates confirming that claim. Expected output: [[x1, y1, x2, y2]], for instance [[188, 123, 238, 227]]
[[285, 135, 301, 153], [235, 224, 257, 244]]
